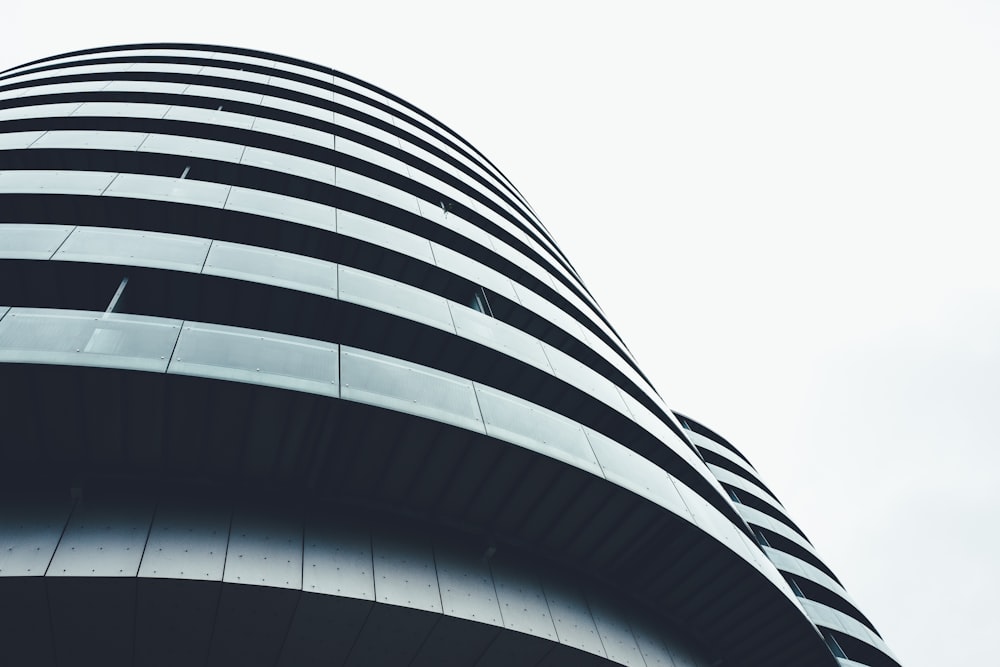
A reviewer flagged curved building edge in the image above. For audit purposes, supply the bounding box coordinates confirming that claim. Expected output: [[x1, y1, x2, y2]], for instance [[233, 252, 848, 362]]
[[0, 43, 893, 667]]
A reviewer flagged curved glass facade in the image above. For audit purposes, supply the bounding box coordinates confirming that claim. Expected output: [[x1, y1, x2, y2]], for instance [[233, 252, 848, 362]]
[[0, 44, 895, 667]]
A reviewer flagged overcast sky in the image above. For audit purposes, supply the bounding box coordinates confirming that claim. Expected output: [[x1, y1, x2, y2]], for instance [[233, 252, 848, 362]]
[[4, 2, 998, 664]]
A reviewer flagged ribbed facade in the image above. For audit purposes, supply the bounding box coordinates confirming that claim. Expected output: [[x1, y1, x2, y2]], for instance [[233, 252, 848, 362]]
[[0, 44, 896, 667]]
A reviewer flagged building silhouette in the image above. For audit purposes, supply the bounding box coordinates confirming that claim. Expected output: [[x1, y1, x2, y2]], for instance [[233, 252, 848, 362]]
[[0, 44, 898, 667]]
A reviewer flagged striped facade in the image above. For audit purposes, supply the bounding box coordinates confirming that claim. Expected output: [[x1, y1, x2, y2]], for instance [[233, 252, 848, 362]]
[[0, 44, 896, 667]]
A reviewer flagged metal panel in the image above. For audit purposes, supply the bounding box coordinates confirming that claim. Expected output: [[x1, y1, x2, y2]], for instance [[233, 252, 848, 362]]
[[104, 173, 232, 208], [448, 302, 552, 372], [630, 616, 682, 667], [249, 115, 336, 150], [410, 614, 503, 667], [372, 529, 442, 613], [169, 322, 339, 397], [225, 186, 337, 231], [134, 577, 221, 667], [337, 167, 421, 214], [104, 80, 188, 94], [0, 130, 45, 149], [164, 105, 255, 130], [139, 133, 246, 162], [586, 593, 646, 667], [0, 578, 56, 666], [344, 603, 439, 667], [336, 209, 436, 264], [47, 500, 154, 577], [0, 102, 84, 121], [302, 518, 374, 600], [430, 242, 520, 303], [584, 427, 692, 520], [222, 508, 302, 589], [209, 582, 299, 667], [339, 265, 455, 332], [184, 84, 263, 106], [54, 226, 211, 272], [0, 223, 74, 259], [48, 577, 137, 667], [277, 593, 373, 667], [0, 169, 116, 195], [475, 383, 603, 477], [541, 342, 629, 414], [31, 129, 148, 151], [0, 308, 181, 372], [0, 500, 72, 576], [334, 112, 402, 150], [671, 480, 761, 572], [490, 557, 558, 642], [204, 241, 338, 298], [341, 346, 485, 434], [199, 65, 271, 84], [72, 101, 171, 118], [262, 95, 333, 122], [542, 577, 607, 657], [241, 146, 336, 184], [434, 542, 503, 626], [138, 501, 231, 581], [336, 135, 409, 175]]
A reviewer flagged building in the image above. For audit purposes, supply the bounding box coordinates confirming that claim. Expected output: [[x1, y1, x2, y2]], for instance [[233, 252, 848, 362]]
[[0, 44, 898, 667]]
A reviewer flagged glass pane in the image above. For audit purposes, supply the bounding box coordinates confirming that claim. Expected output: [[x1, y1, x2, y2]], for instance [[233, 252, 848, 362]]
[[0, 308, 181, 372], [224, 187, 336, 230], [138, 133, 245, 163], [168, 322, 338, 397], [54, 227, 211, 272], [474, 383, 602, 477], [204, 241, 338, 298], [0, 224, 74, 259], [338, 265, 454, 332], [104, 173, 231, 208], [340, 346, 484, 433]]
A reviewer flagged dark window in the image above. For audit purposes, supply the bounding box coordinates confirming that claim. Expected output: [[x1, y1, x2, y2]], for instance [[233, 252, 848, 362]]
[[726, 487, 742, 504], [787, 575, 805, 598], [823, 629, 848, 659], [752, 526, 770, 547], [468, 286, 492, 316]]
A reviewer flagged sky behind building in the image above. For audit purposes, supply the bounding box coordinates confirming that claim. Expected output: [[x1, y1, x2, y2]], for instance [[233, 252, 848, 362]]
[[4, 2, 998, 665]]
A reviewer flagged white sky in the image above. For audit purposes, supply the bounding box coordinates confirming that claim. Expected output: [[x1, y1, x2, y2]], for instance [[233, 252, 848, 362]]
[[4, 2, 998, 664]]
